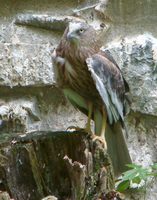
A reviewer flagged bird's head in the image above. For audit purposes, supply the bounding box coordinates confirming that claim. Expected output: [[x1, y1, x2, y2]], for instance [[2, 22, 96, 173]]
[[66, 22, 94, 46]]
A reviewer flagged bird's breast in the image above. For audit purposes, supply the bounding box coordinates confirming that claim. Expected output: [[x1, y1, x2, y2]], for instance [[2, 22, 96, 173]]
[[64, 60, 77, 79], [64, 58, 101, 105]]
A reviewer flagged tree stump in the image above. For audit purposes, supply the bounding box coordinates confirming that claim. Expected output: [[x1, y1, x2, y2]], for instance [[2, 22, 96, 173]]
[[0, 131, 114, 200]]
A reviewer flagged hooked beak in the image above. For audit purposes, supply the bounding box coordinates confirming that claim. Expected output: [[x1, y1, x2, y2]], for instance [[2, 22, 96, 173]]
[[67, 32, 78, 41]]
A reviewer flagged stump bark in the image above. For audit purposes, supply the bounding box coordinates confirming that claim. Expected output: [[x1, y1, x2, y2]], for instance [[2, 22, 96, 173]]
[[0, 131, 115, 200]]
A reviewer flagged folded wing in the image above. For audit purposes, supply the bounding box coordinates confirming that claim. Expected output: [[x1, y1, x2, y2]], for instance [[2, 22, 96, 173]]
[[86, 52, 128, 124]]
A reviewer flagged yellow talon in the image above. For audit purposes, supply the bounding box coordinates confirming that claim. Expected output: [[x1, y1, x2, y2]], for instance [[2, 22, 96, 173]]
[[92, 135, 107, 150]]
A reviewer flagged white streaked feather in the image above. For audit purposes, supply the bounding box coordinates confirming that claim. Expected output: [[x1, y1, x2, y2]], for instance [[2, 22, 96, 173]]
[[68, 22, 83, 34], [86, 57, 123, 124], [87, 57, 113, 123], [65, 60, 77, 81]]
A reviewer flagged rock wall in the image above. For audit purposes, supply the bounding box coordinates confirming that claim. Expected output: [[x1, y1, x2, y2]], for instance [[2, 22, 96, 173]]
[[0, 0, 157, 199], [106, 34, 157, 199]]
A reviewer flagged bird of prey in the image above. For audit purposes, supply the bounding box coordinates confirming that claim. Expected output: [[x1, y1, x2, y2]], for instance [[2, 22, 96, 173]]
[[53, 21, 131, 174]]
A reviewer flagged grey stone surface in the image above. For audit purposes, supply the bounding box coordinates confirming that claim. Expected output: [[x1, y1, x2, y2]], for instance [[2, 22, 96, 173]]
[[0, 43, 54, 87], [105, 34, 157, 116], [0, 97, 40, 132], [104, 34, 157, 199], [125, 113, 157, 200], [0, 89, 87, 133], [15, 14, 85, 31]]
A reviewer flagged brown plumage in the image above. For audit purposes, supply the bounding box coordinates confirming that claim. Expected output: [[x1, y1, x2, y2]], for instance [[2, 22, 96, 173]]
[[53, 21, 131, 175]]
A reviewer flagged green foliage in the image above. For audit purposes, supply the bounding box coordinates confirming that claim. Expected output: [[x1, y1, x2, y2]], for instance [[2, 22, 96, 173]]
[[116, 163, 157, 192]]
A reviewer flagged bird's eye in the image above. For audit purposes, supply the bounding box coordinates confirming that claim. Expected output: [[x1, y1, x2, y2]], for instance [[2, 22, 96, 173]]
[[79, 29, 84, 33]]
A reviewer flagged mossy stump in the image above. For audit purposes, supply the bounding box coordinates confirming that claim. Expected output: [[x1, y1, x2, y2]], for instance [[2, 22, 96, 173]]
[[0, 131, 114, 200]]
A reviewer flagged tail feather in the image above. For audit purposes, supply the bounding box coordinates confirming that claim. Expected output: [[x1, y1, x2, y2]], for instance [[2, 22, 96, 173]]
[[106, 122, 132, 176]]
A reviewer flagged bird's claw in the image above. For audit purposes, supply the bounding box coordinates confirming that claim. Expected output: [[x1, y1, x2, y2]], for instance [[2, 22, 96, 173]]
[[92, 135, 107, 149]]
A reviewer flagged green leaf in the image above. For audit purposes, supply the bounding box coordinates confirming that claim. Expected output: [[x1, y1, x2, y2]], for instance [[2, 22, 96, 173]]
[[137, 168, 149, 180], [126, 163, 142, 169], [122, 169, 139, 181], [117, 180, 130, 192], [132, 176, 141, 184], [116, 163, 157, 193]]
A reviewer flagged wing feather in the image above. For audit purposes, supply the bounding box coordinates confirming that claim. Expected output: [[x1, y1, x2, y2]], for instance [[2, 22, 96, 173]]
[[86, 53, 126, 124]]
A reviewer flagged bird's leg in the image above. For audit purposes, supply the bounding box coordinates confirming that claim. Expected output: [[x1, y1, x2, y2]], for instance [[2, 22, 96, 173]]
[[85, 102, 93, 134], [100, 109, 107, 149], [93, 108, 107, 149], [100, 109, 107, 137]]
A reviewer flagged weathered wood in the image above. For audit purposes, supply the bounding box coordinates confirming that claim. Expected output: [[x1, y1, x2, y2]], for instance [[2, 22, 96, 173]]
[[0, 131, 114, 200]]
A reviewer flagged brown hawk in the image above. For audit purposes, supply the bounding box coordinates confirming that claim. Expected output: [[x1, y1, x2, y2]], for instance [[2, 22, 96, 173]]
[[53, 21, 131, 174]]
